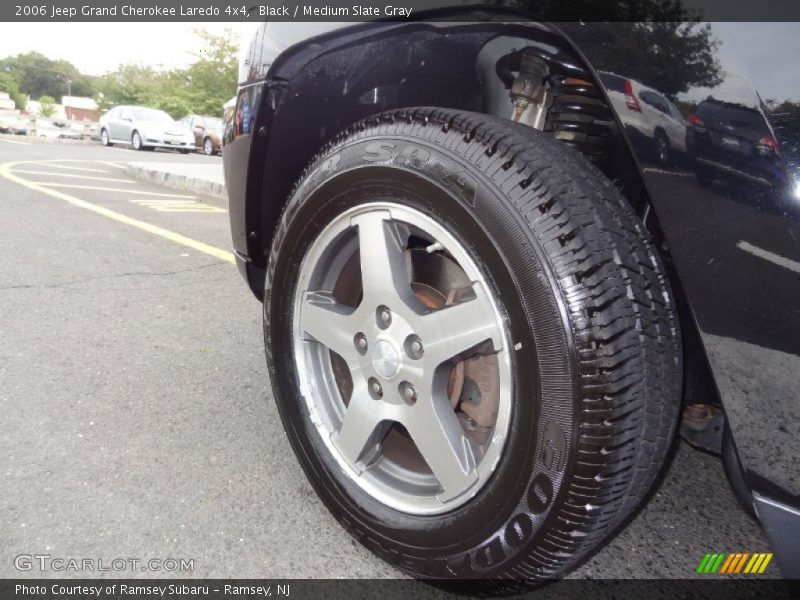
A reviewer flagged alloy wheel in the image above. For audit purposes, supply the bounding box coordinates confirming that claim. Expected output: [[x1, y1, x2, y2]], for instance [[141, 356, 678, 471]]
[[292, 203, 513, 515]]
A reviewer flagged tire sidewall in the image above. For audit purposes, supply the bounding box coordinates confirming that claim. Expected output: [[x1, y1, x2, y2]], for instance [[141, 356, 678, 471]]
[[266, 134, 579, 577]]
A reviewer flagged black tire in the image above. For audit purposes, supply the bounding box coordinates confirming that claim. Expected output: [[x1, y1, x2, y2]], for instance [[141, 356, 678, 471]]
[[100, 128, 111, 147], [203, 137, 214, 155], [265, 108, 682, 590], [131, 130, 143, 151], [654, 130, 670, 166]]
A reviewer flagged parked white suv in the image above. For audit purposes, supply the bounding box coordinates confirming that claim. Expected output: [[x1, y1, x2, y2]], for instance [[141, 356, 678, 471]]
[[599, 71, 687, 165]]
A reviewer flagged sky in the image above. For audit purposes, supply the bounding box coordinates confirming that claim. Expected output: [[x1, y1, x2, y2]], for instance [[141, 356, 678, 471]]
[[0, 22, 796, 101], [0, 22, 256, 75]]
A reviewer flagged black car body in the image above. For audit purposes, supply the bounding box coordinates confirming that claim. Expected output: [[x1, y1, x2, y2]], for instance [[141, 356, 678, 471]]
[[223, 6, 800, 580]]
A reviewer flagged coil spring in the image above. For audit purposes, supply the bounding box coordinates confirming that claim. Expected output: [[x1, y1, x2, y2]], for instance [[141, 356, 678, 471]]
[[545, 77, 615, 170]]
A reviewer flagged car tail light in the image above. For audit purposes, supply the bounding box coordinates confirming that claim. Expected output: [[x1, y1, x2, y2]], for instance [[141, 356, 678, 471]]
[[687, 113, 706, 134], [624, 80, 642, 112], [687, 114, 704, 127], [757, 135, 779, 155]]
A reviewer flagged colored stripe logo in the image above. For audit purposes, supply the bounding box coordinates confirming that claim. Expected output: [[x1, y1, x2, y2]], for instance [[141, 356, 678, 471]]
[[696, 552, 773, 574]]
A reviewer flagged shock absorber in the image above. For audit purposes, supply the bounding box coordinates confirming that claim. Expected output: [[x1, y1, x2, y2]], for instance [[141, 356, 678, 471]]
[[495, 46, 615, 170]]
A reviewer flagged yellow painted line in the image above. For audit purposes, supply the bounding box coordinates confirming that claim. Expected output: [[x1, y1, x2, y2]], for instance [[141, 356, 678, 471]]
[[100, 161, 129, 168], [30, 162, 110, 173], [130, 198, 227, 213], [0, 160, 234, 264], [0, 138, 31, 146], [12, 169, 134, 183], [26, 182, 196, 198], [758, 553, 773, 574]]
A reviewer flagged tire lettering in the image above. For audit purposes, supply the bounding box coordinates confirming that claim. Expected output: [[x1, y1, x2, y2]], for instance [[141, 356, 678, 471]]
[[473, 536, 506, 569], [441, 170, 477, 206], [528, 472, 553, 514], [398, 145, 431, 167], [363, 142, 395, 163], [504, 513, 534, 548], [541, 422, 567, 472], [319, 153, 341, 173]]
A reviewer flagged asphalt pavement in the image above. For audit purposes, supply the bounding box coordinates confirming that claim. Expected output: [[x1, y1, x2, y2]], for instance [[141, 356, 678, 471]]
[[0, 139, 774, 584]]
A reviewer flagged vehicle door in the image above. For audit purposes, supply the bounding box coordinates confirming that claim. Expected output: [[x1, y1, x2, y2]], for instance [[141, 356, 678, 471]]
[[661, 96, 688, 152], [104, 107, 120, 140], [638, 90, 670, 139], [113, 107, 134, 141]]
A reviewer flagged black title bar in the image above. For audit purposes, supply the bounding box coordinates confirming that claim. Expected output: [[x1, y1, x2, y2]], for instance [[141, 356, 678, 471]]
[[2, 0, 800, 22]]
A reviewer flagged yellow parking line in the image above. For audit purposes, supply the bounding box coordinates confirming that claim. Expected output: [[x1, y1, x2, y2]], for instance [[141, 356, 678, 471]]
[[30, 162, 110, 173], [12, 170, 134, 183], [27, 182, 196, 198], [131, 198, 227, 214], [100, 161, 129, 169], [0, 138, 31, 146], [0, 160, 234, 264]]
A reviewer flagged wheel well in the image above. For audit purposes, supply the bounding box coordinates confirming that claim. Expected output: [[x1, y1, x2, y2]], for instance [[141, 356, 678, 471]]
[[246, 25, 656, 269], [240, 25, 716, 412]]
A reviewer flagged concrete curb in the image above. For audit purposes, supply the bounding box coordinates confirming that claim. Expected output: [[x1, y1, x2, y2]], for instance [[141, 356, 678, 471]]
[[125, 162, 227, 201]]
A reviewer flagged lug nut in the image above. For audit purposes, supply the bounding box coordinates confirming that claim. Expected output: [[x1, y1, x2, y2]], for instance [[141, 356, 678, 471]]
[[368, 377, 383, 399], [377, 305, 392, 329], [354, 332, 368, 355], [400, 381, 417, 405], [405, 335, 424, 359]]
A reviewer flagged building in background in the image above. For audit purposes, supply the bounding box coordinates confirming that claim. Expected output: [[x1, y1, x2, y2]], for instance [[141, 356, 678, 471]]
[[62, 96, 98, 121]]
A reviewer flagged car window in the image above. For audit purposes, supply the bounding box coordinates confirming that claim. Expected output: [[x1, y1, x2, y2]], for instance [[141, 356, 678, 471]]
[[120, 107, 133, 120], [696, 102, 765, 130], [131, 107, 174, 123], [639, 91, 670, 115], [205, 117, 223, 130], [106, 107, 119, 119]]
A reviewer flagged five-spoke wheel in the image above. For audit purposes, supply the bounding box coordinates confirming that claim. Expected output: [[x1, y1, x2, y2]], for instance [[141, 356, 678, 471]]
[[292, 204, 512, 514]]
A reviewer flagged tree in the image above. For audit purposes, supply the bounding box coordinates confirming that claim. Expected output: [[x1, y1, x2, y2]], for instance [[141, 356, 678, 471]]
[[0, 52, 95, 100], [38, 95, 56, 117], [0, 70, 26, 109], [182, 28, 238, 116], [92, 28, 238, 119]]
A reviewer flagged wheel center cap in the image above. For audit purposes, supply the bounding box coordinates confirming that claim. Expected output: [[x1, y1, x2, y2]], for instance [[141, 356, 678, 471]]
[[371, 340, 400, 378]]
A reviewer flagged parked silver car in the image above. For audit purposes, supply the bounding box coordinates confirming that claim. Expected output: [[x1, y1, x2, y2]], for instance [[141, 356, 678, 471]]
[[98, 106, 195, 152]]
